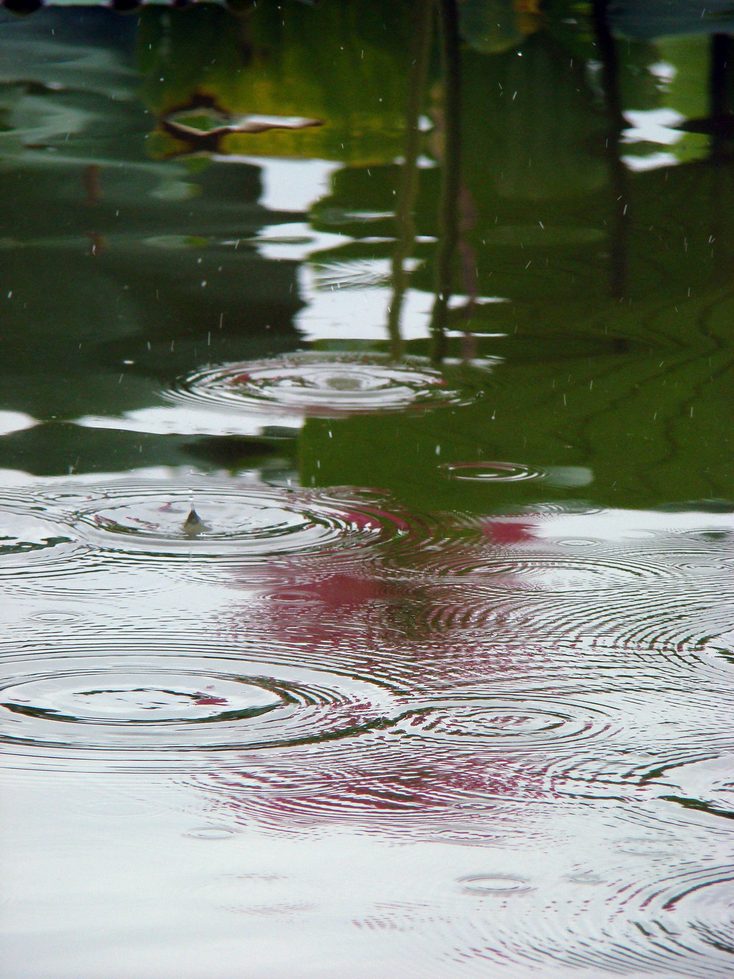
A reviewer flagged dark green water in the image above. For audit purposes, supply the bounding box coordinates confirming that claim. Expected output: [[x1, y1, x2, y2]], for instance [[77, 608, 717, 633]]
[[0, 4, 733, 976]]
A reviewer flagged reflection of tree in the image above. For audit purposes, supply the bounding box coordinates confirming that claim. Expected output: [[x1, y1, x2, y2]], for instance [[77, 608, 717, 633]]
[[4, 4, 734, 503], [709, 34, 734, 160], [592, 0, 628, 299], [608, 0, 734, 40], [134, 1, 734, 509], [389, 0, 478, 363], [428, 0, 462, 365], [0, 13, 307, 476], [387, 0, 432, 359]]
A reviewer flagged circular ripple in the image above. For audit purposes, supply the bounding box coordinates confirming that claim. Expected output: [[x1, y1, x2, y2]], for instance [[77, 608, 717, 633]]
[[3, 673, 279, 723], [201, 743, 554, 842], [196, 690, 625, 839], [0, 495, 84, 583], [196, 674, 734, 841], [444, 858, 734, 978], [441, 461, 543, 483], [532, 865, 734, 977], [416, 553, 674, 593], [455, 581, 734, 651], [52, 481, 419, 565], [391, 697, 611, 750], [0, 653, 399, 772], [30, 610, 83, 624], [172, 353, 472, 417]]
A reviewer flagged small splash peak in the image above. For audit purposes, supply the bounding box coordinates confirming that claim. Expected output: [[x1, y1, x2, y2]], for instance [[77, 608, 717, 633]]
[[62, 480, 425, 567], [183, 506, 207, 536]]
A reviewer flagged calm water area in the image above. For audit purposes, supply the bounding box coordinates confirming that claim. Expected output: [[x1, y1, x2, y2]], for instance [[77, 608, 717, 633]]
[[0, 2, 733, 975]]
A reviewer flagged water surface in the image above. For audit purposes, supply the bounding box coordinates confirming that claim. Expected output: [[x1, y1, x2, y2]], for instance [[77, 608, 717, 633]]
[[0, 3, 733, 976]]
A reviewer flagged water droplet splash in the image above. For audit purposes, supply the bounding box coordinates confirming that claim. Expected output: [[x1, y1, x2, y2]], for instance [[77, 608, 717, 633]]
[[53, 480, 424, 567]]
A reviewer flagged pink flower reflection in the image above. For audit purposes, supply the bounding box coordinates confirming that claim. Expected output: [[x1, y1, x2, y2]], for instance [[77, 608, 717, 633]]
[[191, 507, 571, 835], [482, 518, 538, 545]]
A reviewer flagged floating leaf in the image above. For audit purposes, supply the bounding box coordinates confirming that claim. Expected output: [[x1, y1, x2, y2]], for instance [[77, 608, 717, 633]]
[[162, 106, 323, 150]]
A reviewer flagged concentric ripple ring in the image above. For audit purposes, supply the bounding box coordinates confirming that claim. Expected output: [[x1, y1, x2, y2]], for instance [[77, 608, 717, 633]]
[[50, 480, 419, 564], [171, 352, 472, 417], [441, 461, 544, 483], [0, 493, 85, 583], [0, 652, 401, 773], [390, 696, 614, 750]]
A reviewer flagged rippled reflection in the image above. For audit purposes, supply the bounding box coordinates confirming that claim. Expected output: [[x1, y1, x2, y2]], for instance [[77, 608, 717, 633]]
[[1, 497, 732, 976]]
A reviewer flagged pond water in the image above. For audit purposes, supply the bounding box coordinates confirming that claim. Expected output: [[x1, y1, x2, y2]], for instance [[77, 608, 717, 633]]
[[1, 3, 733, 976]]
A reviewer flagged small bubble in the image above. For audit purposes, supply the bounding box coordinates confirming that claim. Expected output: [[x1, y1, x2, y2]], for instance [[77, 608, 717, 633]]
[[185, 826, 236, 841], [460, 875, 533, 895]]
